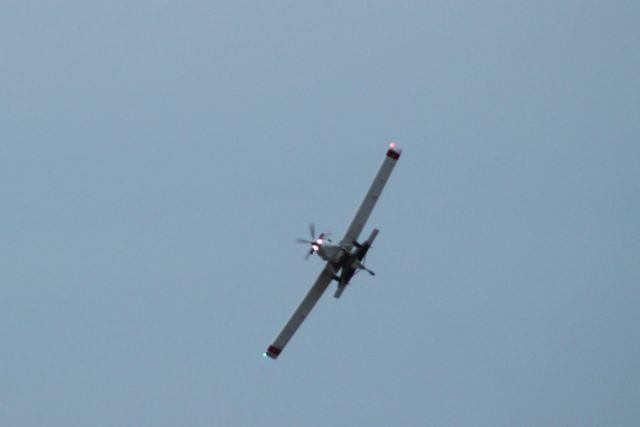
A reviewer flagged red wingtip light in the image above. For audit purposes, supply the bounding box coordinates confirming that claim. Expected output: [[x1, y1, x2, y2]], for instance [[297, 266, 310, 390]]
[[389, 142, 396, 149]]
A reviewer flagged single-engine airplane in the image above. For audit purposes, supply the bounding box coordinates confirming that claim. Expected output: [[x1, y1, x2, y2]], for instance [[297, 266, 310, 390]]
[[264, 143, 402, 359]]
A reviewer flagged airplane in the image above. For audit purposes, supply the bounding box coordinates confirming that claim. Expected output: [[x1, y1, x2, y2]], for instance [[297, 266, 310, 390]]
[[264, 143, 402, 360]]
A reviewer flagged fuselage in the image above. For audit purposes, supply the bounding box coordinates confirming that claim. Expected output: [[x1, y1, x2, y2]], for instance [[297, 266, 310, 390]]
[[314, 227, 378, 288], [316, 242, 346, 264]]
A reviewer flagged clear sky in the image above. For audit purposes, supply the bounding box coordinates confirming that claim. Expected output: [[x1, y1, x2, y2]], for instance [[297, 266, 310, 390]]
[[2, 1, 639, 426]]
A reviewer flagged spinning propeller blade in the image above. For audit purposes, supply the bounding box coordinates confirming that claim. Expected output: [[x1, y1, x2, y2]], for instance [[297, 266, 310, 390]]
[[296, 223, 329, 260], [305, 248, 314, 260]]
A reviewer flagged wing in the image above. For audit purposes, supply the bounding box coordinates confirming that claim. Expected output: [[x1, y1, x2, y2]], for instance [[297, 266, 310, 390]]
[[265, 263, 335, 359], [339, 145, 402, 251]]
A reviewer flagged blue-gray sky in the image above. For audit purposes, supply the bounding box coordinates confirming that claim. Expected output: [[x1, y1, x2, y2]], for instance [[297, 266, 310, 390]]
[[2, 1, 639, 425]]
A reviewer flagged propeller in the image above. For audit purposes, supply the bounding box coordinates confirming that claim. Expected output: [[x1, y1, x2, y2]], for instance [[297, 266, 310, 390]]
[[296, 223, 329, 260]]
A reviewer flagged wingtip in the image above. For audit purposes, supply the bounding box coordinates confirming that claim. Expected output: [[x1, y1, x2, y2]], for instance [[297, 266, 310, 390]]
[[265, 345, 282, 359], [386, 144, 401, 160]]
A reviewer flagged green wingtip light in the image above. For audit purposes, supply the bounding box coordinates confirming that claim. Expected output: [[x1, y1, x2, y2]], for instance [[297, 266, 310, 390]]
[[262, 352, 268, 358]]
